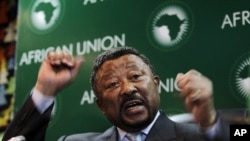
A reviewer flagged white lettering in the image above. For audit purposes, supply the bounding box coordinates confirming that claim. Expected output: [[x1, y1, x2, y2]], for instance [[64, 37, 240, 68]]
[[18, 46, 73, 66], [83, 0, 96, 5], [233, 12, 241, 27], [18, 34, 126, 66], [19, 52, 30, 66], [80, 90, 96, 105], [60, 44, 73, 54], [234, 129, 247, 136], [221, 14, 233, 29], [241, 129, 247, 135], [83, 0, 104, 5], [242, 10, 250, 25], [159, 78, 176, 93], [34, 50, 43, 63], [76, 34, 125, 55], [234, 129, 241, 136], [221, 10, 250, 29], [28, 51, 35, 64]]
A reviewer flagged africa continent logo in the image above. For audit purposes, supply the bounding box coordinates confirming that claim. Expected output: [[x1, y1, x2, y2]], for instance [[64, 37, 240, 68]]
[[147, 1, 194, 51], [230, 53, 250, 103], [29, 0, 63, 33]]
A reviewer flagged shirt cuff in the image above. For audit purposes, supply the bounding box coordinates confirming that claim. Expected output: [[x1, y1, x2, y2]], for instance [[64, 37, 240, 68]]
[[203, 118, 221, 139], [31, 88, 54, 114]]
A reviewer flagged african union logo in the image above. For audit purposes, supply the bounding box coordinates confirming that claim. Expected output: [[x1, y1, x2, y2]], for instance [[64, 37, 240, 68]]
[[230, 52, 250, 103], [28, 0, 64, 34], [147, 1, 194, 51]]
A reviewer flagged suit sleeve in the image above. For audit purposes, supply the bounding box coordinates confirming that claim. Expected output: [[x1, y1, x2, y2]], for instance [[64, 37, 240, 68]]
[[2, 96, 53, 141], [203, 116, 230, 141]]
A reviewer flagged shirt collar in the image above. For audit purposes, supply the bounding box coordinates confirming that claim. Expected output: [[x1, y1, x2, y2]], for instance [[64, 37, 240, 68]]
[[117, 111, 160, 140]]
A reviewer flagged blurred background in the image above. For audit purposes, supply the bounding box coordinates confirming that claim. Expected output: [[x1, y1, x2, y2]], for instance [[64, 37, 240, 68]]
[[0, 0, 17, 139]]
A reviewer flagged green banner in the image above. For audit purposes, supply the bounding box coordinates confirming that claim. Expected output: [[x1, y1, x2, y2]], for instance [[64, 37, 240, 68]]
[[15, 0, 250, 140]]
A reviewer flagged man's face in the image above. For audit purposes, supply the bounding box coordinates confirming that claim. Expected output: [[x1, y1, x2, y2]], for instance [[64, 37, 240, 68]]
[[95, 54, 160, 132]]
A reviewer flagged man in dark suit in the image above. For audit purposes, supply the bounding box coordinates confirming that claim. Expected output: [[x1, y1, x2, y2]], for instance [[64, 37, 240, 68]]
[[3, 47, 229, 141]]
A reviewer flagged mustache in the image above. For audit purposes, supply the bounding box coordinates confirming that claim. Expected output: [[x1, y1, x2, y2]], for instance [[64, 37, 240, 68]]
[[120, 93, 144, 107]]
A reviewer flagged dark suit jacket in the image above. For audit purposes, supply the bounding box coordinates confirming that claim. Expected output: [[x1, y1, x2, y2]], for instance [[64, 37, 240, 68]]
[[2, 96, 229, 141], [58, 112, 229, 141], [2, 96, 52, 141]]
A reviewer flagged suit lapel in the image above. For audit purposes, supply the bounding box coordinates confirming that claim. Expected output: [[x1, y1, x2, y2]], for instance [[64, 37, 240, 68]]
[[145, 112, 184, 141], [106, 127, 118, 141], [108, 131, 117, 141], [106, 112, 184, 141]]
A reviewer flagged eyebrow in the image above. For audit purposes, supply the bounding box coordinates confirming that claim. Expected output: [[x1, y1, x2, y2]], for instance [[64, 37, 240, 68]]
[[100, 71, 116, 82], [97, 59, 146, 82]]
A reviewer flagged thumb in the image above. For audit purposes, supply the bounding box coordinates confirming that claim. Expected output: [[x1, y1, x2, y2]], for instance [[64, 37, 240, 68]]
[[71, 55, 85, 80], [175, 72, 184, 91]]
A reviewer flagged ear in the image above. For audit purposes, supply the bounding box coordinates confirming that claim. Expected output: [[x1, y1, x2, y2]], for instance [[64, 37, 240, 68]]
[[153, 75, 160, 86], [96, 98, 105, 114]]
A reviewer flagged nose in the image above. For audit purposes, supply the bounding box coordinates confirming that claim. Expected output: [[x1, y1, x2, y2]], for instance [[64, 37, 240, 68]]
[[120, 81, 137, 96]]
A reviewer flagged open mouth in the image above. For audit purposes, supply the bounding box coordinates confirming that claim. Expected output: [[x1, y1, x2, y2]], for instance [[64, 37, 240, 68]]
[[123, 100, 143, 111]]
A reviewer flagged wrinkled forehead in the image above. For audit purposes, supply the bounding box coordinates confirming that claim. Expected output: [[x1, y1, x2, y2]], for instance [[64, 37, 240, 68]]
[[105, 54, 146, 67], [96, 54, 150, 77]]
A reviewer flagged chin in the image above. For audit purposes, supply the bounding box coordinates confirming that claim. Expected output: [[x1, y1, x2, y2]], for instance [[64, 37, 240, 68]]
[[124, 114, 151, 128]]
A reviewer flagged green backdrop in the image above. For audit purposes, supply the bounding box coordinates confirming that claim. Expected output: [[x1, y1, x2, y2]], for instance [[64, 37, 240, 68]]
[[15, 0, 250, 140]]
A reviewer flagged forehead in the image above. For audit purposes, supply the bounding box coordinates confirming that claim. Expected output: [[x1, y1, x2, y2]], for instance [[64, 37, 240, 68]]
[[96, 54, 149, 76], [102, 54, 146, 69]]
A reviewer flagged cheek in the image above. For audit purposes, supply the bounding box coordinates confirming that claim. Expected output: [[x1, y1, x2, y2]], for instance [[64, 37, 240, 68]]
[[140, 81, 160, 104], [140, 78, 158, 94], [101, 95, 120, 112]]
